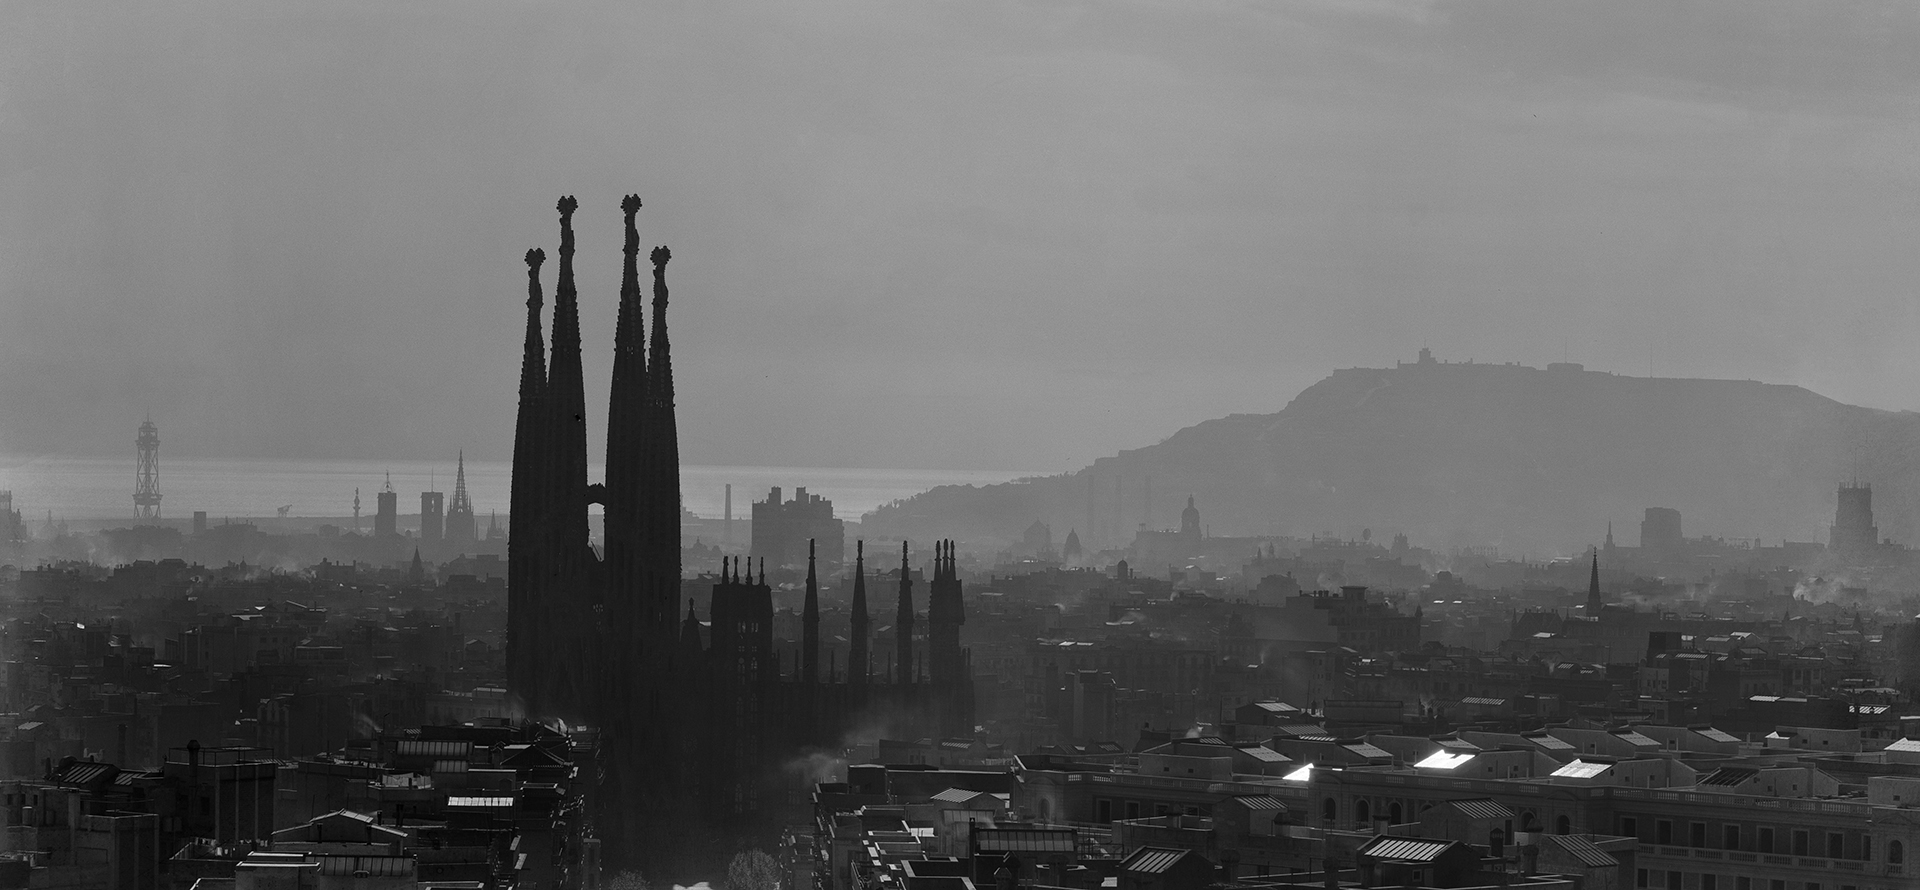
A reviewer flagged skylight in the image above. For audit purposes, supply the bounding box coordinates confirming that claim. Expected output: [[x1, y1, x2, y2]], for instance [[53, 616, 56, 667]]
[[1551, 759, 1609, 779], [1414, 751, 1475, 770]]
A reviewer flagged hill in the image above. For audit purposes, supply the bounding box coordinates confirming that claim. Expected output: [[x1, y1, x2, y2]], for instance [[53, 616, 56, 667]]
[[860, 358, 1920, 556]]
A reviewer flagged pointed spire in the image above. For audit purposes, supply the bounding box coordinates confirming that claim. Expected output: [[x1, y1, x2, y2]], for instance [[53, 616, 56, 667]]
[[1586, 550, 1603, 616], [604, 194, 649, 638], [850, 540, 869, 686], [896, 540, 914, 687], [803, 538, 820, 683], [644, 240, 683, 631]]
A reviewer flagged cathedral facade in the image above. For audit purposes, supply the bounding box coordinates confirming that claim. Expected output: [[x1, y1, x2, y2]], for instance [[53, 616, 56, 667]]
[[505, 196, 973, 879]]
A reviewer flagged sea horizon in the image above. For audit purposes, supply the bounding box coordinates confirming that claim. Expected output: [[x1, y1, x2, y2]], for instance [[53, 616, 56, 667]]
[[0, 454, 1054, 525]]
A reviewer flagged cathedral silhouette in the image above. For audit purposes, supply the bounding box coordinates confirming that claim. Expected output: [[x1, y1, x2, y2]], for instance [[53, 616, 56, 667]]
[[506, 196, 974, 877]]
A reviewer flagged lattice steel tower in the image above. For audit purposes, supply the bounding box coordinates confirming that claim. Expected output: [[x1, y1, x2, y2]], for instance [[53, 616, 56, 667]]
[[134, 418, 162, 521]]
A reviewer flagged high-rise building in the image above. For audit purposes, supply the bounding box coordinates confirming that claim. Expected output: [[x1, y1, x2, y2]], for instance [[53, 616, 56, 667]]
[[374, 474, 397, 537], [419, 490, 444, 542], [1831, 482, 1878, 554], [1640, 507, 1682, 559], [750, 486, 843, 570]]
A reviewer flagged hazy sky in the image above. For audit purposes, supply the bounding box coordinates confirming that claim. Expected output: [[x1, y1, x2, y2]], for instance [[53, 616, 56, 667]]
[[4, 1, 1919, 472]]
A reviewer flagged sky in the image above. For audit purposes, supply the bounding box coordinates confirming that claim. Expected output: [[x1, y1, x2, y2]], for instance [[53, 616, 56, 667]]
[[3, 1, 1919, 473]]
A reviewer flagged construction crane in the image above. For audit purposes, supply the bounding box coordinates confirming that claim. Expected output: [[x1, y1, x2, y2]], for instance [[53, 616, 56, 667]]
[[277, 505, 293, 519]]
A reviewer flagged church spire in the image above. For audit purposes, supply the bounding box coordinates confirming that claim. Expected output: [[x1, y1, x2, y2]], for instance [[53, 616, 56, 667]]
[[547, 197, 591, 574], [896, 540, 914, 687], [1586, 551, 1603, 616], [803, 538, 820, 683], [849, 540, 869, 685], [645, 242, 682, 624], [605, 194, 648, 644], [507, 247, 548, 707]]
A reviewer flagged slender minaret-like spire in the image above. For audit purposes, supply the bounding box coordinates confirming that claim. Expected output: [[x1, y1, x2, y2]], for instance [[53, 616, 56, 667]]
[[849, 540, 869, 685], [547, 197, 591, 581], [645, 244, 682, 625], [803, 539, 820, 683], [605, 194, 647, 657], [896, 540, 914, 686], [507, 247, 548, 703]]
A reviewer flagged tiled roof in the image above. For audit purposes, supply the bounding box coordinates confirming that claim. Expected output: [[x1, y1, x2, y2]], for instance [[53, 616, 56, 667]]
[[1231, 796, 1286, 811], [1697, 728, 1741, 744], [1542, 835, 1617, 868], [1239, 746, 1289, 762], [1460, 697, 1507, 706], [446, 796, 513, 808], [1523, 733, 1574, 750], [1698, 767, 1757, 787], [53, 763, 115, 786], [395, 739, 469, 758], [930, 788, 988, 805], [1609, 730, 1659, 747], [1122, 847, 1191, 874], [1886, 739, 1920, 753], [1446, 799, 1513, 820], [974, 829, 1075, 853], [1359, 837, 1455, 863], [1342, 743, 1393, 759]]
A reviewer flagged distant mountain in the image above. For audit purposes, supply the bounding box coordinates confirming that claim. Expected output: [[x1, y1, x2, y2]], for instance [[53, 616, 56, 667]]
[[861, 358, 1920, 556]]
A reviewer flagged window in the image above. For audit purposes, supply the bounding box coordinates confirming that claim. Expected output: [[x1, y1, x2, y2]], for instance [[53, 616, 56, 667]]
[[1735, 879, 1750, 890], [1390, 802, 1402, 823], [1769, 882, 1783, 890], [1759, 828, 1775, 854], [1658, 821, 1674, 845], [1126, 801, 1140, 820], [1828, 833, 1842, 859], [1155, 803, 1169, 816], [1703, 876, 1716, 890], [1637, 869, 1649, 888], [1667, 871, 1680, 890], [1725, 825, 1741, 851], [1557, 815, 1572, 835], [1321, 798, 1335, 824], [1692, 823, 1707, 848], [1356, 800, 1370, 825], [1861, 837, 1871, 861], [1890, 840, 1904, 865], [1623, 817, 1640, 839], [1793, 830, 1809, 856], [1096, 800, 1111, 823]]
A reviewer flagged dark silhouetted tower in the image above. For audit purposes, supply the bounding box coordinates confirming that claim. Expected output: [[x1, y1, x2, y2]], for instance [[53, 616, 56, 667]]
[[895, 541, 913, 684], [420, 489, 444, 542], [1586, 552, 1603, 615], [134, 418, 162, 522], [849, 540, 869, 685], [1180, 495, 1201, 541], [802, 539, 820, 683], [1640, 507, 1682, 559], [1832, 483, 1878, 554], [445, 451, 477, 545], [375, 474, 397, 538]]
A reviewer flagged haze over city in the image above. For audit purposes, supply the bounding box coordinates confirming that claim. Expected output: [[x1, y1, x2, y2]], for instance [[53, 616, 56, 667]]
[[6, 2, 1920, 473]]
